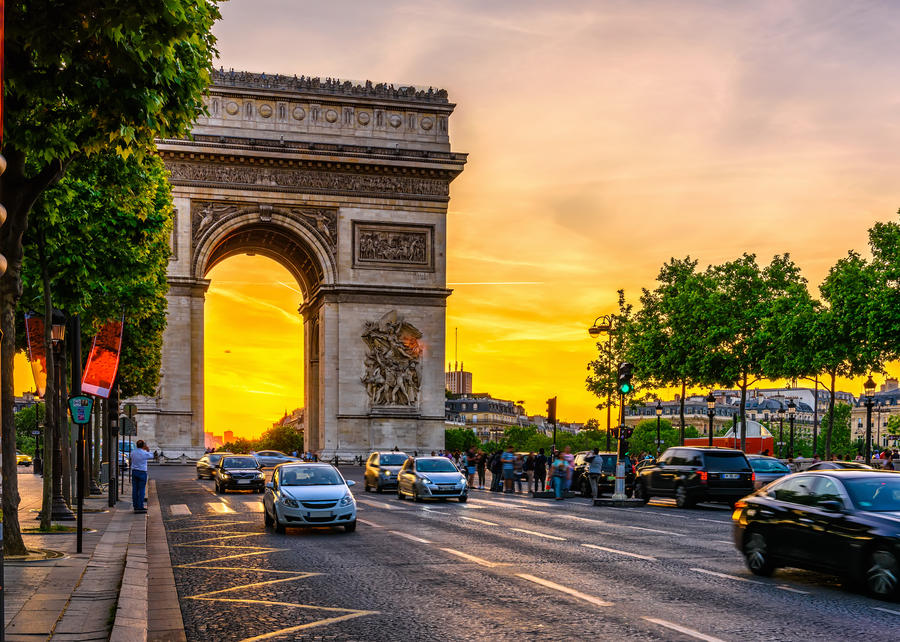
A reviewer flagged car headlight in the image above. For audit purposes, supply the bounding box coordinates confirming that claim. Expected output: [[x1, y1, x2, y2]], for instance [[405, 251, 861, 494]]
[[419, 476, 433, 485], [221, 472, 231, 477], [382, 470, 391, 476], [282, 497, 299, 508], [256, 472, 265, 479], [339, 494, 354, 507]]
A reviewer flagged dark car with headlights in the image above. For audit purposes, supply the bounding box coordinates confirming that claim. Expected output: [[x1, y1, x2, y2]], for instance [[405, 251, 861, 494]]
[[397, 456, 467, 502], [573, 451, 635, 498], [364, 451, 409, 492], [732, 470, 900, 599], [633, 447, 755, 508], [746, 454, 791, 489], [214, 455, 266, 493], [196, 452, 232, 479]]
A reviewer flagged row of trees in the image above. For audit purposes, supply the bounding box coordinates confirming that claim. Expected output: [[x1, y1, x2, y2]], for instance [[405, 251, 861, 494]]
[[587, 215, 900, 459], [218, 424, 305, 457], [1, 1, 222, 555]]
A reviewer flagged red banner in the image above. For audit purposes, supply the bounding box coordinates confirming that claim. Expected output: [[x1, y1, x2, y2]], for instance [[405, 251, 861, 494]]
[[81, 317, 124, 398], [24, 313, 48, 397]]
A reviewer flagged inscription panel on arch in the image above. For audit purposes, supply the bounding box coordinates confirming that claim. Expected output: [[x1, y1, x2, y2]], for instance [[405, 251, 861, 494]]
[[352, 222, 434, 272]]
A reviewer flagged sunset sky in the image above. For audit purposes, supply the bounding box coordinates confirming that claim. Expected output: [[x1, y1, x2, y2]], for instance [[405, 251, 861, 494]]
[[19, 1, 900, 439]]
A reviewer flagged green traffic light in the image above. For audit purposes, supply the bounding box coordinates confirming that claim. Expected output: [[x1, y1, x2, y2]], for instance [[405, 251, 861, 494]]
[[618, 383, 634, 395]]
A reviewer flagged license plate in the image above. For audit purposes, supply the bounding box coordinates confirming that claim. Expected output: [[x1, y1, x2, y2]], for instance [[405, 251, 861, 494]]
[[305, 511, 333, 518], [722, 473, 739, 480], [237, 479, 251, 484]]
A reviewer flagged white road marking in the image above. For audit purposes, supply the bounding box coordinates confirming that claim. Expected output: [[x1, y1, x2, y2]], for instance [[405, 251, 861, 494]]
[[389, 530, 432, 544], [468, 498, 546, 513], [510, 528, 566, 541], [421, 507, 446, 514], [170, 504, 191, 516], [619, 524, 685, 536], [440, 548, 507, 568], [777, 585, 810, 595], [582, 543, 657, 561], [697, 518, 728, 524], [714, 540, 733, 545], [873, 606, 900, 616], [516, 574, 612, 607], [207, 502, 235, 514], [459, 516, 499, 526], [642, 617, 726, 642], [690, 567, 763, 584], [356, 498, 403, 510], [356, 518, 382, 528], [242, 501, 263, 512]]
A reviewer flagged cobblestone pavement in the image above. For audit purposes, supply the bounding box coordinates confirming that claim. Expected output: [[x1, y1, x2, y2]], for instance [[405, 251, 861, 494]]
[[155, 466, 900, 642]]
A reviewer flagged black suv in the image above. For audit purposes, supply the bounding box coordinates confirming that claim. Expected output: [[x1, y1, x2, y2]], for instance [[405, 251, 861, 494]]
[[633, 447, 754, 508], [573, 451, 635, 498]]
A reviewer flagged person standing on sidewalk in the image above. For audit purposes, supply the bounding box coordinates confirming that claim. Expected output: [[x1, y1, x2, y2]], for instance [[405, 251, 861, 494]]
[[550, 452, 569, 500], [130, 440, 153, 513], [501, 446, 516, 493], [533, 448, 547, 492], [586, 448, 605, 499]]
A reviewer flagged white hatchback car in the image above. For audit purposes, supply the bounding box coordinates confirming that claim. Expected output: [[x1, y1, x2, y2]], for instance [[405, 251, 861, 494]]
[[263, 463, 357, 533]]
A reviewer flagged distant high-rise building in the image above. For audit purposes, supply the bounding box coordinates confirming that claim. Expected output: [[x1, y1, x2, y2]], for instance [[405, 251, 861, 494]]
[[223, 430, 234, 443], [445, 362, 472, 395]]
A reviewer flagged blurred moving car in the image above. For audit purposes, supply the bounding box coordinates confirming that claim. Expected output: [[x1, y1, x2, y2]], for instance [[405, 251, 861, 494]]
[[263, 463, 357, 533], [633, 447, 755, 508], [16, 451, 32, 466], [746, 455, 791, 489], [397, 456, 468, 502], [806, 461, 874, 471], [254, 450, 301, 467], [196, 452, 233, 479], [732, 470, 900, 599], [214, 455, 265, 493], [364, 451, 408, 493]]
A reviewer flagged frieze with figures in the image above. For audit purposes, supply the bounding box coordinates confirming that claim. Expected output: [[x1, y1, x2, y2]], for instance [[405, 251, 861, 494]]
[[353, 223, 433, 271], [361, 312, 423, 408], [190, 201, 337, 250]]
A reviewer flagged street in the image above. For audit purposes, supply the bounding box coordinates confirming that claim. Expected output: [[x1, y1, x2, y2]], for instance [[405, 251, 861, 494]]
[[153, 466, 899, 641]]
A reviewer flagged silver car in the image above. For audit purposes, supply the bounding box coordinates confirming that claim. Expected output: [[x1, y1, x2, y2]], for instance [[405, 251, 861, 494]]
[[364, 451, 409, 492], [397, 456, 468, 502], [263, 463, 357, 533], [746, 455, 791, 489], [254, 450, 301, 468]]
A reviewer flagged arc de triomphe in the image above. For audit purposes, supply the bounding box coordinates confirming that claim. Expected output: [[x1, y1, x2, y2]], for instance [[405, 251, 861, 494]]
[[136, 70, 466, 457]]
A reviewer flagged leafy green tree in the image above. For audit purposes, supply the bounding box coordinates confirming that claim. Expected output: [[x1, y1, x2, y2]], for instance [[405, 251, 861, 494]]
[[586, 290, 634, 445], [0, 0, 220, 556], [444, 428, 479, 452], [819, 403, 853, 458], [256, 423, 304, 455], [14, 402, 44, 455]]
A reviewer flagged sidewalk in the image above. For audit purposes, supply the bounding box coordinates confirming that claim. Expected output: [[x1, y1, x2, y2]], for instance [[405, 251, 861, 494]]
[[3, 469, 184, 641]]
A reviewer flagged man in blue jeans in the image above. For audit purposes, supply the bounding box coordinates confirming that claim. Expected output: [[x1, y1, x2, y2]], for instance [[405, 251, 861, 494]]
[[130, 439, 153, 513]]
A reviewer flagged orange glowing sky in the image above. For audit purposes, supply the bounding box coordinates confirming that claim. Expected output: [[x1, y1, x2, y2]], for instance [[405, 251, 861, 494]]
[[18, 2, 900, 438]]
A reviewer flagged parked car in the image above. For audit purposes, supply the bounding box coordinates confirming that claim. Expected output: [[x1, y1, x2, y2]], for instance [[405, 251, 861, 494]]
[[396, 456, 468, 502], [263, 463, 357, 533], [214, 455, 265, 493], [364, 451, 409, 492], [16, 450, 32, 466], [253, 450, 301, 468], [746, 455, 791, 489], [573, 451, 635, 498], [806, 461, 874, 471], [633, 446, 755, 508], [196, 452, 233, 479], [732, 470, 900, 599]]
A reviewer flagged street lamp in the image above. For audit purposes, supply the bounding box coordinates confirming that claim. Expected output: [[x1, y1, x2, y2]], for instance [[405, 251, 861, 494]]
[[777, 403, 786, 459], [655, 400, 663, 456], [587, 314, 615, 451], [50, 309, 74, 520], [864, 375, 876, 465], [787, 399, 797, 459], [706, 392, 716, 447]]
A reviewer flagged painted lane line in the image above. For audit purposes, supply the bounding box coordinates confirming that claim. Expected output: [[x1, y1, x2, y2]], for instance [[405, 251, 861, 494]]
[[208, 502, 236, 514], [642, 617, 726, 642], [356, 499, 403, 510], [690, 567, 763, 584], [440, 548, 508, 568], [170, 504, 191, 516], [582, 543, 656, 561], [388, 530, 432, 544], [510, 528, 566, 541], [243, 501, 264, 512], [459, 516, 499, 526], [468, 498, 547, 513], [356, 519, 382, 528], [516, 574, 612, 607], [619, 524, 685, 536], [777, 585, 810, 595], [697, 518, 729, 525], [713, 540, 733, 545], [421, 507, 446, 514], [873, 606, 900, 616]]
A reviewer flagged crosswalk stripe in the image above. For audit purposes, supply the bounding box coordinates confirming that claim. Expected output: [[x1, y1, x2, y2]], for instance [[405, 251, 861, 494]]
[[208, 502, 236, 514], [170, 504, 191, 516]]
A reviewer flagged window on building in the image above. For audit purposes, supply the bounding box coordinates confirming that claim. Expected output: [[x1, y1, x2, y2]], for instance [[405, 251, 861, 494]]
[[472, 414, 478, 423]]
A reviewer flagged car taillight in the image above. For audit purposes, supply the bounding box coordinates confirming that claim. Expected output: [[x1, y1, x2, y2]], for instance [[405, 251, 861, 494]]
[[751, 472, 756, 482], [698, 470, 708, 482], [734, 500, 747, 509]]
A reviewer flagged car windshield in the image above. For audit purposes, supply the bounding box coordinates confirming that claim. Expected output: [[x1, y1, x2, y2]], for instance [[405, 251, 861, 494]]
[[704, 452, 751, 472], [280, 467, 344, 486], [749, 458, 790, 473], [379, 454, 408, 466], [600, 455, 618, 472], [222, 457, 257, 469], [844, 477, 900, 512], [416, 459, 458, 473], [836, 462, 872, 469], [209, 454, 224, 464]]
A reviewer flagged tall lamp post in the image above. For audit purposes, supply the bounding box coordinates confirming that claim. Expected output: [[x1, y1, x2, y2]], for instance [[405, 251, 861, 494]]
[[777, 403, 785, 459], [655, 400, 663, 456], [706, 393, 716, 447], [864, 375, 876, 465], [588, 315, 615, 451], [50, 310, 75, 520], [787, 399, 796, 459]]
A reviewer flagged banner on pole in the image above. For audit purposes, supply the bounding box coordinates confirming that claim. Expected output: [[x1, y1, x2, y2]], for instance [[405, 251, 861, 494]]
[[81, 317, 124, 398], [24, 313, 48, 397]]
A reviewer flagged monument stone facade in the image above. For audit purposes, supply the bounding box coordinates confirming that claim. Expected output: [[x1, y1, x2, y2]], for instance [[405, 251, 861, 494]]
[[132, 70, 466, 457]]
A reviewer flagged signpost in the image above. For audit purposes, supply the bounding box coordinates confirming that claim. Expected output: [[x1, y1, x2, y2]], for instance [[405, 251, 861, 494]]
[[68, 395, 93, 553]]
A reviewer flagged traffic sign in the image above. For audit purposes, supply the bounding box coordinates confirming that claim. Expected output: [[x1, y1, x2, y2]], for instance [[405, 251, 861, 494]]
[[31, 430, 41, 435], [123, 403, 138, 419], [120, 417, 137, 436], [68, 395, 94, 425]]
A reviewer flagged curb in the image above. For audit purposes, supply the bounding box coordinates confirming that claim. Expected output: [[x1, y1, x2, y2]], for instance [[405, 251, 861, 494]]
[[110, 496, 149, 641], [147, 481, 187, 642], [593, 498, 648, 507]]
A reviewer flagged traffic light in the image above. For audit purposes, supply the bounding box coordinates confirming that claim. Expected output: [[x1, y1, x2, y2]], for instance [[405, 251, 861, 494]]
[[621, 426, 634, 439], [617, 362, 634, 395], [546, 396, 557, 423]]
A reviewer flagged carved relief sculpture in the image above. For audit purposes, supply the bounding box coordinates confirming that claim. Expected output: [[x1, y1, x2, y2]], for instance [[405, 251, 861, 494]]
[[361, 312, 422, 408], [191, 200, 337, 250], [353, 223, 433, 270]]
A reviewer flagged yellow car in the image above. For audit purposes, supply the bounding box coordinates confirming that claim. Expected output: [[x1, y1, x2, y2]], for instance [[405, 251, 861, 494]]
[[16, 451, 33, 466]]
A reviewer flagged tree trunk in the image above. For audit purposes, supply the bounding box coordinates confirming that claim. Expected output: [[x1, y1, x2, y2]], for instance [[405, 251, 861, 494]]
[[39, 248, 57, 531], [1, 282, 27, 553], [59, 340, 72, 505], [824, 372, 837, 460], [679, 380, 686, 445], [739, 371, 748, 452]]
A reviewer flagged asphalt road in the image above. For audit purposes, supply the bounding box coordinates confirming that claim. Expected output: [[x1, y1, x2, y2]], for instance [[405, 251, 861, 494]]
[[154, 465, 899, 641]]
